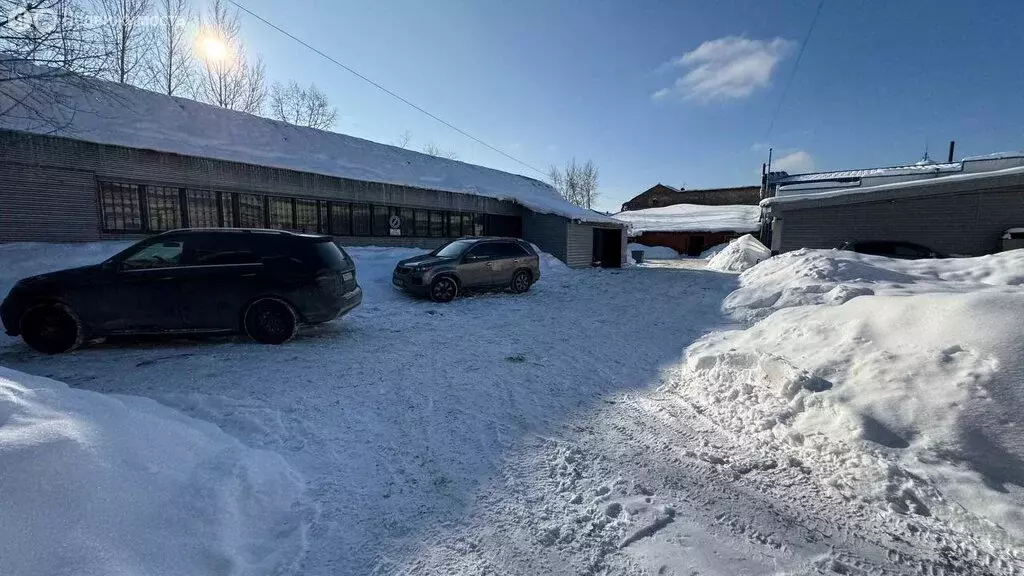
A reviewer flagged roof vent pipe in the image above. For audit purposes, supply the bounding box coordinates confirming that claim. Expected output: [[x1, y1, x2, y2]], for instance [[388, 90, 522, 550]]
[[948, 140, 956, 163]]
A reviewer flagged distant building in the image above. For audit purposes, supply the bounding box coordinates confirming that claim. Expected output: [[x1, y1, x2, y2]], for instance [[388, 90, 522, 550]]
[[0, 72, 626, 268], [620, 184, 761, 212], [761, 153, 1024, 256], [613, 204, 761, 256]]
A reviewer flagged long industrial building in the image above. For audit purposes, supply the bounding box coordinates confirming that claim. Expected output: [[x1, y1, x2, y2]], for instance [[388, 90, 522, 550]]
[[0, 75, 625, 268]]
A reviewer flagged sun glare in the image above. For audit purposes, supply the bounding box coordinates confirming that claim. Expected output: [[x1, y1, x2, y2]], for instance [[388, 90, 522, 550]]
[[196, 33, 230, 62]]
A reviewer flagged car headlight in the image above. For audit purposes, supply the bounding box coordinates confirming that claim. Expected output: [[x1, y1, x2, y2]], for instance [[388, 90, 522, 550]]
[[414, 266, 433, 274]]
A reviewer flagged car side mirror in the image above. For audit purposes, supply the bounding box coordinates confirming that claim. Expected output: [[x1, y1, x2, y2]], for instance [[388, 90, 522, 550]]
[[101, 259, 118, 271]]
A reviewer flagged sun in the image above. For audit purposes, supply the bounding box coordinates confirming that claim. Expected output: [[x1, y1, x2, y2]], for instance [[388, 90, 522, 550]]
[[196, 32, 230, 62]]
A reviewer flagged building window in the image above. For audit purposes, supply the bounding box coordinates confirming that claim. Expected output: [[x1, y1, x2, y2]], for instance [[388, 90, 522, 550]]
[[372, 205, 389, 235], [318, 201, 329, 234], [238, 194, 264, 228], [146, 186, 181, 231], [99, 182, 143, 231], [429, 211, 445, 237], [295, 198, 318, 232], [462, 213, 475, 236], [186, 190, 219, 228], [330, 202, 351, 235], [352, 204, 371, 236], [447, 212, 461, 237], [400, 207, 416, 237], [414, 210, 429, 237], [267, 196, 292, 229], [220, 193, 235, 227], [474, 213, 485, 236]]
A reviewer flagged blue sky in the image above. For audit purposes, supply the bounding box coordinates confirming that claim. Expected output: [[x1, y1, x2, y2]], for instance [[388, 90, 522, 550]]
[[232, 0, 1024, 212]]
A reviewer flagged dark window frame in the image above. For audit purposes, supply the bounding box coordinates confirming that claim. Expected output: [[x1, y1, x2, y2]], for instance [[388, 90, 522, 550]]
[[98, 181, 144, 232]]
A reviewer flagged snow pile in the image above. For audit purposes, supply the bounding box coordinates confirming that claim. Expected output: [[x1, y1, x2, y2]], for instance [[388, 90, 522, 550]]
[[699, 243, 729, 259], [724, 247, 1024, 322], [670, 249, 1024, 544], [627, 242, 679, 259], [705, 234, 771, 272], [613, 203, 760, 234], [0, 63, 616, 225], [0, 367, 309, 576]]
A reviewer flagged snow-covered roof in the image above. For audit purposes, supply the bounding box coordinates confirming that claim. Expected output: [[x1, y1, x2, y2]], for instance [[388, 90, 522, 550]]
[[0, 68, 618, 225], [773, 162, 963, 184], [762, 164, 1024, 209], [613, 203, 761, 234]]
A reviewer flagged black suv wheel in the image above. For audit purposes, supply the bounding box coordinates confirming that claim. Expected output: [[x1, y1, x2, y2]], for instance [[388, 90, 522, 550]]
[[510, 270, 533, 294], [20, 303, 83, 354], [430, 276, 458, 303], [244, 298, 298, 344]]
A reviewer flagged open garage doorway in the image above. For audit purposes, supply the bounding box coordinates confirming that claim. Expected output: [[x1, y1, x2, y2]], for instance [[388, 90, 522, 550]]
[[592, 227, 623, 268]]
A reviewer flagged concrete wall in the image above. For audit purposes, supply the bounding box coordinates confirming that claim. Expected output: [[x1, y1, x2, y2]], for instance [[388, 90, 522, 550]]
[[771, 188, 1024, 255], [0, 162, 101, 242]]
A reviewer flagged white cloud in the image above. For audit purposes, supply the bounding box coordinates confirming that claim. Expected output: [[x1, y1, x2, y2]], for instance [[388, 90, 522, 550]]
[[772, 150, 814, 173], [651, 87, 672, 100], [655, 36, 795, 102]]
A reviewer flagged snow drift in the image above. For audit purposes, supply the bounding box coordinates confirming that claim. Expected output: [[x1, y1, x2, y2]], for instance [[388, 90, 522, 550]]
[[705, 234, 771, 272], [0, 367, 310, 576], [672, 249, 1024, 545], [627, 242, 679, 259]]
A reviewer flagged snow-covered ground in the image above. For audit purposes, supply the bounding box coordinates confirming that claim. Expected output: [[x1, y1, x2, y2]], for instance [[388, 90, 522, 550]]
[[1, 242, 1022, 575]]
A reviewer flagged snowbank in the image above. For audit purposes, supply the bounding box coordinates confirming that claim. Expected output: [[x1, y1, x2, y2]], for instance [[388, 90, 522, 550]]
[[627, 242, 679, 259], [613, 203, 760, 234], [0, 367, 309, 576], [671, 249, 1024, 544], [724, 247, 1024, 322], [705, 234, 770, 272], [0, 63, 616, 225]]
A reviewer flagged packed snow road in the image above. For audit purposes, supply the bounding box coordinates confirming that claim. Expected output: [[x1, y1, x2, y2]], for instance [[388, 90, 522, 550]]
[[0, 243, 739, 575], [1, 242, 1021, 575]]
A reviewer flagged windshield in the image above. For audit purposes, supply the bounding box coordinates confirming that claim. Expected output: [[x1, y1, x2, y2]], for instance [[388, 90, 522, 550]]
[[434, 239, 476, 258]]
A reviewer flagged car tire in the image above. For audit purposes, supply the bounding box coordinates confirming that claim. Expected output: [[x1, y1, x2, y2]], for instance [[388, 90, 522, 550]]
[[429, 276, 458, 303], [510, 269, 533, 294], [20, 303, 84, 354], [244, 298, 298, 345]]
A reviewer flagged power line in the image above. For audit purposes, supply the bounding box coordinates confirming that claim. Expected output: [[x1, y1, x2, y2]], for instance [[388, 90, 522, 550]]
[[764, 0, 824, 141], [225, 0, 548, 178]]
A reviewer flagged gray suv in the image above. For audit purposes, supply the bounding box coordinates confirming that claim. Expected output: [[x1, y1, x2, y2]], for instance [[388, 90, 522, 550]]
[[392, 238, 541, 302]]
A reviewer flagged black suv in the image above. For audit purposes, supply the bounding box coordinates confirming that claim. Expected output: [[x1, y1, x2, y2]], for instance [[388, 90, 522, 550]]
[[393, 237, 541, 302], [1, 229, 362, 353]]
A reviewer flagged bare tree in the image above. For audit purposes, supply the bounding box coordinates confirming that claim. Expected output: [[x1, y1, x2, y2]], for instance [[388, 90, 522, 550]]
[[549, 157, 599, 209], [147, 0, 191, 95], [392, 129, 411, 148], [192, 0, 264, 114], [268, 80, 336, 129], [97, 0, 154, 85], [1, 0, 110, 130], [422, 141, 458, 160]]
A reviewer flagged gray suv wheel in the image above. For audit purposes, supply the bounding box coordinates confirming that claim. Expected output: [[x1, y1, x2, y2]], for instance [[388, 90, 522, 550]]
[[430, 277, 458, 303]]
